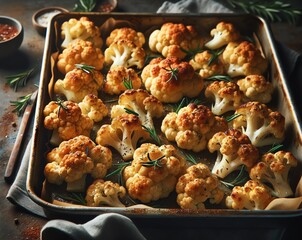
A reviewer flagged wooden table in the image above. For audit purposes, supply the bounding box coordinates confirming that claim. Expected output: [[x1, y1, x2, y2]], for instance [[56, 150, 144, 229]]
[[0, 1, 301, 239]]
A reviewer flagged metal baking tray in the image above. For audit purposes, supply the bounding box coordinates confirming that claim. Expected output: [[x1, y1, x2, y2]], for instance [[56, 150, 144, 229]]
[[27, 12, 302, 223]]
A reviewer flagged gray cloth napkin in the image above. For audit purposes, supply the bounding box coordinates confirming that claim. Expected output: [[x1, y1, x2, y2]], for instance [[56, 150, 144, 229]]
[[6, 0, 302, 239]]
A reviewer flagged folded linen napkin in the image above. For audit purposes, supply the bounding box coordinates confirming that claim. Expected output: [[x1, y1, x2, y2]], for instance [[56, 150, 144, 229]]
[[5, 0, 302, 239]]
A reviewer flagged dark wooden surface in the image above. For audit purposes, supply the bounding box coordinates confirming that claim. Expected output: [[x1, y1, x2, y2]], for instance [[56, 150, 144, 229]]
[[0, 1, 301, 239]]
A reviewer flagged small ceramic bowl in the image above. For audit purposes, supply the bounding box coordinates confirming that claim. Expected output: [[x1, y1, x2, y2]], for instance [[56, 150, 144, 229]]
[[96, 0, 118, 12], [0, 16, 23, 59], [32, 6, 68, 35]]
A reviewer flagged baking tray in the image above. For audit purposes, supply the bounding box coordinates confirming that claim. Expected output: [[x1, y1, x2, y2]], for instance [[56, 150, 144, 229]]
[[27, 12, 302, 223]]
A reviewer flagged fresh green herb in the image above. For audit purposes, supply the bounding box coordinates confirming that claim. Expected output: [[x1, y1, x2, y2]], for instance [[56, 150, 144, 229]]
[[144, 54, 161, 66], [10, 93, 32, 116], [6, 68, 35, 92], [205, 75, 232, 82], [267, 144, 283, 153], [220, 165, 250, 189], [162, 64, 179, 82], [73, 0, 96, 12], [142, 125, 162, 145], [56, 193, 87, 205], [104, 98, 118, 103], [124, 107, 139, 116], [227, 0, 302, 24], [56, 97, 68, 117], [141, 153, 165, 170], [75, 64, 95, 74], [181, 151, 198, 165], [106, 162, 131, 179], [181, 44, 204, 60], [123, 76, 133, 89], [225, 113, 241, 122], [207, 48, 225, 66], [173, 97, 202, 113]]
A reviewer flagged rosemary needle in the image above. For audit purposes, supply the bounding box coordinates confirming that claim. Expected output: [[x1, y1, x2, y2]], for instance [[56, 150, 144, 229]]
[[10, 93, 33, 116]]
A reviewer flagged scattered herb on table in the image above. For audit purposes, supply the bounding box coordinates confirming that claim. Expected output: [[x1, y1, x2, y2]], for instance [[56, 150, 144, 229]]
[[10, 93, 33, 116], [6, 68, 35, 92], [226, 0, 302, 24]]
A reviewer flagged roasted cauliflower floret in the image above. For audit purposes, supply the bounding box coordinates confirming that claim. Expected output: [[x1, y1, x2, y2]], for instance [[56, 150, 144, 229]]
[[104, 39, 146, 69], [249, 151, 298, 198], [61, 16, 103, 49], [237, 75, 274, 103], [57, 39, 104, 75], [161, 103, 228, 152], [110, 89, 164, 131], [54, 67, 104, 103], [222, 41, 268, 77], [205, 22, 241, 49], [189, 50, 225, 78], [85, 179, 126, 207], [141, 57, 204, 103], [123, 143, 187, 203], [95, 114, 150, 160], [205, 80, 244, 115], [44, 135, 112, 192], [225, 180, 274, 210], [208, 129, 259, 178], [232, 101, 285, 147], [43, 100, 94, 146], [148, 22, 203, 59], [103, 66, 142, 95], [106, 27, 145, 47], [176, 163, 224, 210], [78, 94, 108, 122]]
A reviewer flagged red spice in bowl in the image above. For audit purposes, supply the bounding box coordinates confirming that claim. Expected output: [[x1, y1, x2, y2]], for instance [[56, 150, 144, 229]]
[[0, 23, 19, 42]]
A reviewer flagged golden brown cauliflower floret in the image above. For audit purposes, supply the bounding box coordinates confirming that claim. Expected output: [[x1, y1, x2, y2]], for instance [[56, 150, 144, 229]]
[[176, 163, 224, 210], [104, 39, 146, 69], [222, 41, 268, 77], [189, 50, 225, 78], [110, 89, 164, 131], [205, 80, 244, 115], [103, 66, 142, 95], [57, 39, 104, 75], [148, 22, 203, 59], [54, 67, 104, 103], [205, 22, 241, 50], [141, 57, 204, 103], [249, 151, 298, 198], [78, 94, 108, 122], [85, 179, 126, 207], [96, 114, 150, 160], [208, 129, 259, 179], [61, 16, 103, 49], [232, 101, 285, 147], [161, 103, 228, 152], [123, 143, 187, 203], [43, 100, 94, 146], [106, 27, 145, 47], [44, 135, 112, 192], [237, 75, 274, 103], [225, 180, 274, 210]]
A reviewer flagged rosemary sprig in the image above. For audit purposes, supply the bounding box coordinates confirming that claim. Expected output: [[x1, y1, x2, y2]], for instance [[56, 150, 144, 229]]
[[205, 75, 232, 82], [207, 48, 225, 66], [10, 93, 33, 116], [173, 97, 202, 113], [267, 144, 283, 153], [73, 0, 96, 12], [141, 153, 165, 170], [225, 113, 241, 122], [56, 97, 68, 117], [220, 165, 250, 189], [56, 193, 87, 205], [123, 76, 133, 89], [124, 107, 139, 116], [181, 44, 204, 60], [75, 64, 95, 74], [6, 68, 35, 92], [142, 125, 162, 145], [227, 0, 302, 24], [162, 64, 179, 82], [181, 151, 198, 165], [106, 162, 131, 179]]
